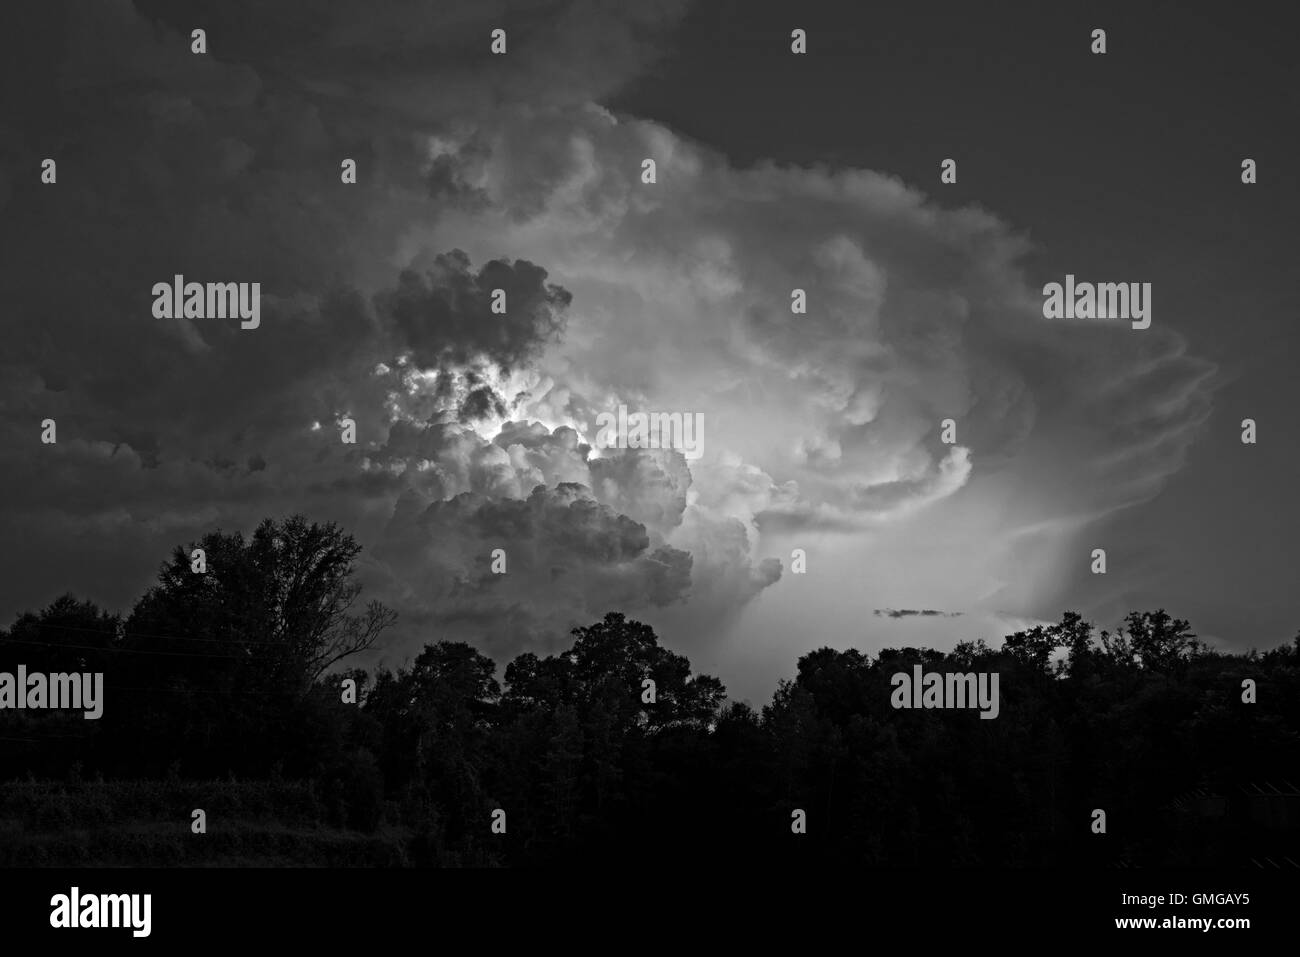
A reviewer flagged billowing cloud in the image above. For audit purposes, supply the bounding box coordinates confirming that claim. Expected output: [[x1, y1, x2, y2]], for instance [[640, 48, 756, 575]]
[[0, 1, 1218, 690], [399, 103, 1219, 661], [414, 104, 1216, 530]]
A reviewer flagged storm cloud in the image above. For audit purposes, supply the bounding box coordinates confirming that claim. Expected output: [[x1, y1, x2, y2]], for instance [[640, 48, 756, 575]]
[[0, 0, 1227, 693]]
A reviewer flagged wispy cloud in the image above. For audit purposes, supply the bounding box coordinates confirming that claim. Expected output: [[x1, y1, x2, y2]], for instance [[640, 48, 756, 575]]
[[874, 608, 963, 619]]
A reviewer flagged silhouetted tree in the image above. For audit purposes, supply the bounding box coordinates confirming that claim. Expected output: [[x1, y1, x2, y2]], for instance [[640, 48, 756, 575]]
[[131, 515, 397, 690], [3, 519, 1298, 870]]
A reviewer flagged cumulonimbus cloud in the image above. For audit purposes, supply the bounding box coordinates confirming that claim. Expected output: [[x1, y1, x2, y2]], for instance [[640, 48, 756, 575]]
[[0, 0, 1217, 681]]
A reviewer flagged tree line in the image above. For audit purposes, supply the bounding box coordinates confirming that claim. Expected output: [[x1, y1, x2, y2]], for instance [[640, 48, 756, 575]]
[[2, 515, 1296, 866]]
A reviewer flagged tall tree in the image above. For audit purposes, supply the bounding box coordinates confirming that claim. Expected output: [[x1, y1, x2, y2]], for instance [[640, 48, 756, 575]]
[[130, 515, 396, 690]]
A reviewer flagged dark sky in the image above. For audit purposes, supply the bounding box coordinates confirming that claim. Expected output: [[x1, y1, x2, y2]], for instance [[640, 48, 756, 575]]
[[1, 0, 1296, 703]]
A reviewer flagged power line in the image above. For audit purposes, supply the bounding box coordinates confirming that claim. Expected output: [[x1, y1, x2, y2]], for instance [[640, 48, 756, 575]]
[[100, 686, 323, 698], [4, 619, 305, 648], [0, 636, 253, 660]]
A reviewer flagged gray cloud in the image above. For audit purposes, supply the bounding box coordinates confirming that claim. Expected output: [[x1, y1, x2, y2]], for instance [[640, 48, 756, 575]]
[[874, 608, 963, 619], [0, 0, 1222, 693], [370, 482, 693, 662], [0, 1, 699, 649], [375, 251, 569, 372]]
